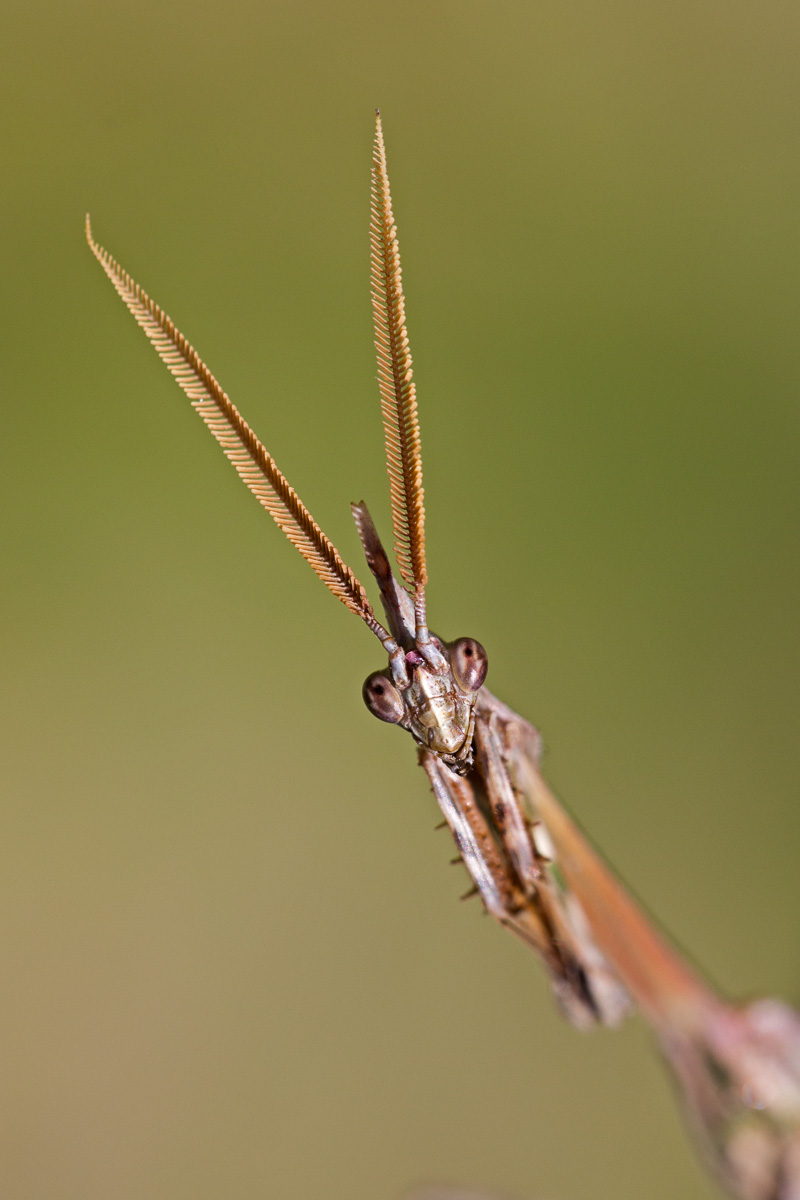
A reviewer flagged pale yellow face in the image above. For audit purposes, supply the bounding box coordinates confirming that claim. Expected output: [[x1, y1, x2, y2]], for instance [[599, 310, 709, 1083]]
[[362, 637, 487, 774], [403, 661, 475, 758]]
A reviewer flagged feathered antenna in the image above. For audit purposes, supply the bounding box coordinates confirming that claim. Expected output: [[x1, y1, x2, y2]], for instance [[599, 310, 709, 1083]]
[[85, 216, 395, 650], [371, 112, 440, 661]]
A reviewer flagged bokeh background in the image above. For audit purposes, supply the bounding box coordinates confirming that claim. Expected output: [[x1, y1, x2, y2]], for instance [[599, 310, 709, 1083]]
[[2, 2, 799, 1198]]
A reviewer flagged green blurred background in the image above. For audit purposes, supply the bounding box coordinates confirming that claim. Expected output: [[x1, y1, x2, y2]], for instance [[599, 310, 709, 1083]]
[[2, 2, 799, 1198]]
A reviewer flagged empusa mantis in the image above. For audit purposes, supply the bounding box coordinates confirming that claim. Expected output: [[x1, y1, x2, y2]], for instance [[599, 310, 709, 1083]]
[[87, 113, 800, 1198]]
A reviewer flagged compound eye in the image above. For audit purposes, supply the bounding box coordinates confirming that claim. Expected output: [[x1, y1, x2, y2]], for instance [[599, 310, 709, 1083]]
[[362, 672, 405, 724], [450, 638, 488, 693]]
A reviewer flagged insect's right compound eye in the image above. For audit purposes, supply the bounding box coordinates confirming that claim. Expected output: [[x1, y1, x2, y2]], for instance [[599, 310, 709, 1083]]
[[362, 672, 405, 724]]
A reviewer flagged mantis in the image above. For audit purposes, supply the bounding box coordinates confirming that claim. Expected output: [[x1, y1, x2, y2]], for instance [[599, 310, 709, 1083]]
[[87, 112, 800, 1199]]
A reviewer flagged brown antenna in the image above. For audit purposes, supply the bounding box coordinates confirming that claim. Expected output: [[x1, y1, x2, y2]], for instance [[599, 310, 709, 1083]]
[[85, 215, 396, 652], [370, 113, 442, 665]]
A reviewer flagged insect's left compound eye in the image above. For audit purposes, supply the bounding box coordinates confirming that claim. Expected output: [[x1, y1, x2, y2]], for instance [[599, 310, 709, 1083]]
[[450, 637, 488, 693], [362, 672, 405, 724]]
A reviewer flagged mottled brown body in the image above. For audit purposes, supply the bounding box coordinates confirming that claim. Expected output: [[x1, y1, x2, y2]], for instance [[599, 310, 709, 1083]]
[[355, 491, 625, 1023]]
